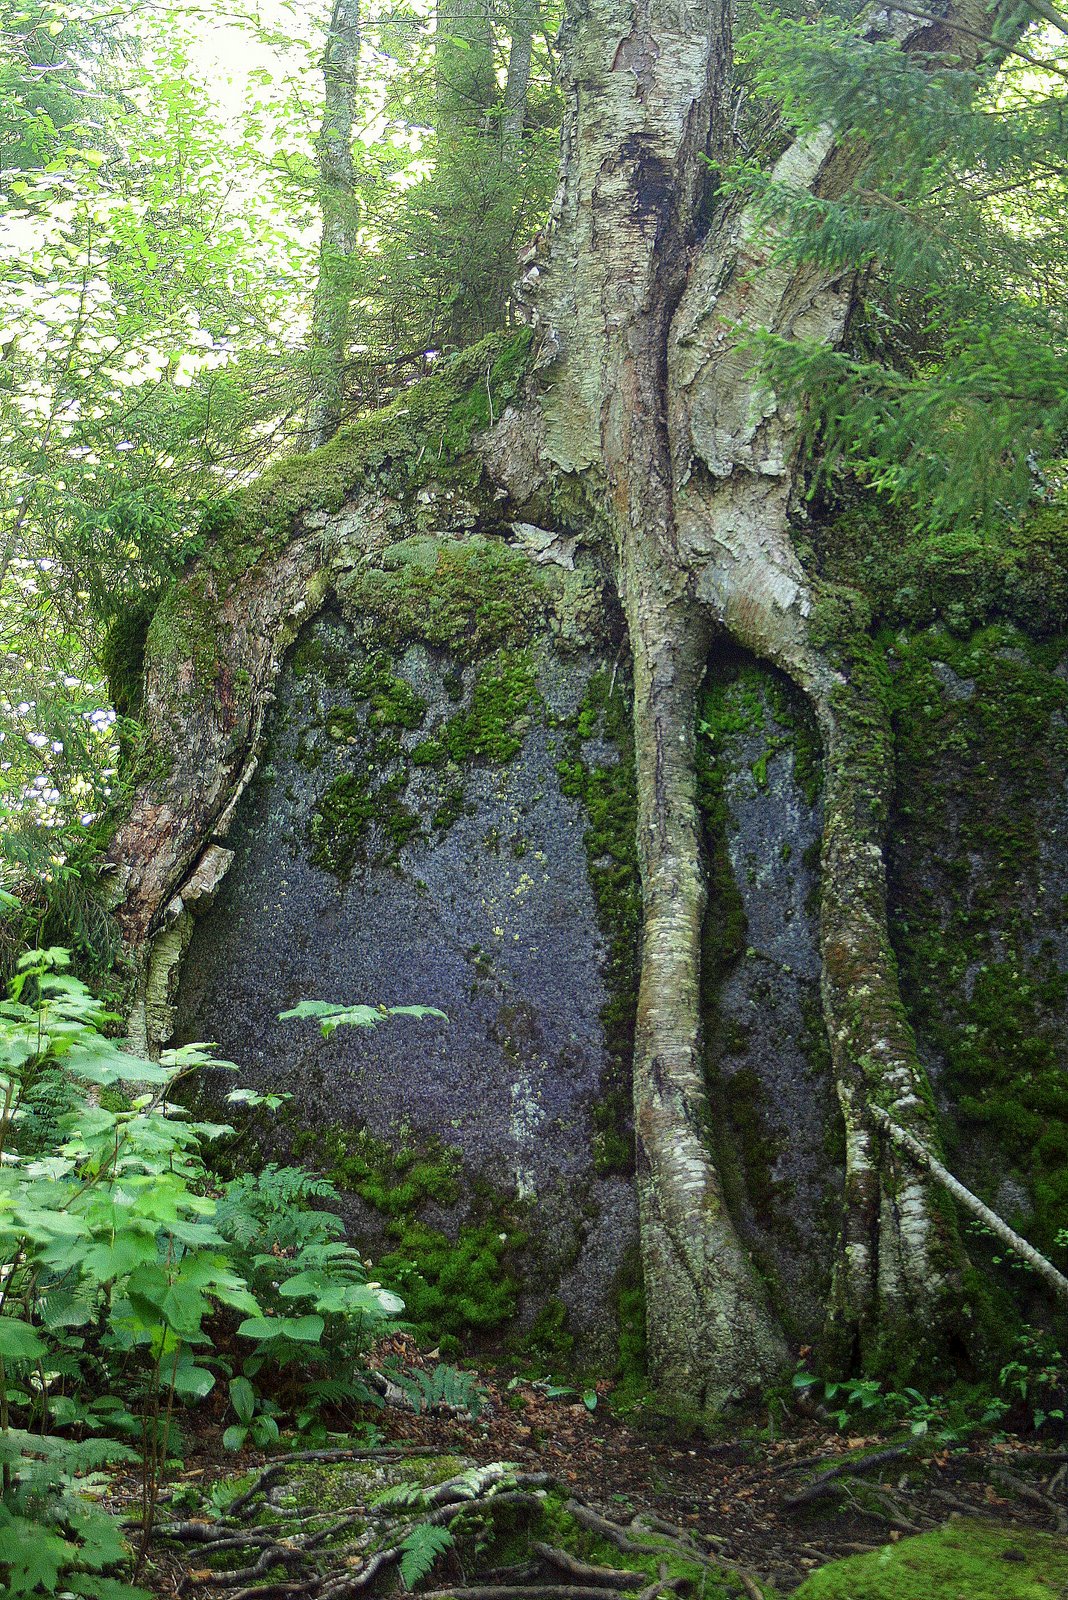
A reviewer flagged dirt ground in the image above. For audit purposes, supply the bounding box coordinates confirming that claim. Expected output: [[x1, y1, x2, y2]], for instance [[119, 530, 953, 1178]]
[[134, 1348, 1068, 1598]]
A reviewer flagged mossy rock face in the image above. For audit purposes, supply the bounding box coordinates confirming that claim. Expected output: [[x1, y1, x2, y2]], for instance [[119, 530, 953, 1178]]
[[793, 1520, 1068, 1599], [697, 646, 839, 1340], [886, 625, 1068, 1323], [174, 535, 639, 1361]]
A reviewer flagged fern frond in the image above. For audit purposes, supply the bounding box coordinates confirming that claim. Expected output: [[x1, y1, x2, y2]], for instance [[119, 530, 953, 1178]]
[[398, 1522, 454, 1590]]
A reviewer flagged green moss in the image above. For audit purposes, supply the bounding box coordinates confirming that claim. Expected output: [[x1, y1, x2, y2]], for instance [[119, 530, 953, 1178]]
[[146, 573, 222, 695], [793, 1521, 1068, 1600], [294, 1123, 526, 1340], [307, 768, 419, 878], [199, 331, 534, 571], [610, 1248, 649, 1411], [441, 650, 537, 764], [805, 493, 1068, 639], [523, 1295, 576, 1365], [348, 652, 427, 730], [342, 538, 549, 664], [554, 668, 642, 1177], [534, 1496, 737, 1596], [379, 1217, 525, 1338], [696, 658, 752, 985], [297, 1124, 463, 1215], [286, 1454, 466, 1512]]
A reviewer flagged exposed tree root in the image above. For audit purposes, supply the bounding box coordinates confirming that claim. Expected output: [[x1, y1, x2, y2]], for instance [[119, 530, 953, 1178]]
[[160, 1459, 768, 1600], [781, 1446, 910, 1508]]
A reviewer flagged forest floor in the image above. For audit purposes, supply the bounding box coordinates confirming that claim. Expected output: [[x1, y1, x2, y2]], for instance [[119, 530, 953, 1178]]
[[127, 1341, 1068, 1600]]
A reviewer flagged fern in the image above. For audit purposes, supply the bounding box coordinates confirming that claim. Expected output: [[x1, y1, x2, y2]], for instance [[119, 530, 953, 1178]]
[[399, 1522, 454, 1590], [372, 1482, 430, 1510], [385, 1362, 485, 1418]]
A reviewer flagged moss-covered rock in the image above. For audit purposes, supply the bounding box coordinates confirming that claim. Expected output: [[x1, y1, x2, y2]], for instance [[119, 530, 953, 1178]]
[[886, 626, 1068, 1289], [174, 535, 639, 1364]]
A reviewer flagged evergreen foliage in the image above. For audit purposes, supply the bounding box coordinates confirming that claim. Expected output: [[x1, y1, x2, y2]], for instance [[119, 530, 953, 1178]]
[[737, 7, 1068, 529]]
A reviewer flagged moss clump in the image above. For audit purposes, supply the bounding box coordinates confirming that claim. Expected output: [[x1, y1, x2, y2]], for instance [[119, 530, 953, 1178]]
[[379, 1217, 525, 1339], [198, 331, 534, 572], [308, 769, 419, 878], [555, 668, 642, 1176], [532, 1496, 732, 1595], [294, 1123, 525, 1341], [286, 1454, 466, 1512], [440, 650, 537, 764], [523, 1295, 575, 1365], [299, 1124, 464, 1215], [146, 572, 223, 696], [342, 538, 549, 664], [793, 1520, 1068, 1600], [348, 652, 427, 731], [610, 1248, 649, 1411]]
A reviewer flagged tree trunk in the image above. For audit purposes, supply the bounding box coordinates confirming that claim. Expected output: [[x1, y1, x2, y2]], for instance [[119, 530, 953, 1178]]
[[814, 646, 964, 1371], [502, 0, 538, 141], [303, 0, 362, 451], [528, 0, 788, 1410]]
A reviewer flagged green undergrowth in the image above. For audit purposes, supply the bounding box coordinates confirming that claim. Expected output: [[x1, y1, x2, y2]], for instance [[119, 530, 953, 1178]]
[[292, 1122, 526, 1346], [791, 1520, 1068, 1600]]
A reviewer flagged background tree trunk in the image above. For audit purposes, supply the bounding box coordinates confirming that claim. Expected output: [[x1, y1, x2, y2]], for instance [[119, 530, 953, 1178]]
[[502, 0, 539, 141], [303, 0, 362, 451]]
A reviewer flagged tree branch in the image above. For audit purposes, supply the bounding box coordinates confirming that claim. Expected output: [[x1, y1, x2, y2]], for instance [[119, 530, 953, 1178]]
[[871, 1107, 1068, 1303]]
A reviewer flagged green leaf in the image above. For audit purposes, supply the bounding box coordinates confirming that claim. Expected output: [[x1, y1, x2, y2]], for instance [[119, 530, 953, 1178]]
[[229, 1375, 255, 1422], [0, 1316, 48, 1360], [172, 1363, 216, 1400], [237, 1314, 324, 1343], [222, 1423, 249, 1452], [399, 1523, 454, 1589], [279, 1000, 447, 1039]]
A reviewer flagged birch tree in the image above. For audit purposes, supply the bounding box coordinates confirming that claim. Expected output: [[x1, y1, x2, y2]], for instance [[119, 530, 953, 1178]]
[[107, 0, 1066, 1413]]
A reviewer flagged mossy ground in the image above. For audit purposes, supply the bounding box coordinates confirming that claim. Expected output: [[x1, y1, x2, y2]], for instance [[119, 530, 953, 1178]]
[[791, 1520, 1068, 1600]]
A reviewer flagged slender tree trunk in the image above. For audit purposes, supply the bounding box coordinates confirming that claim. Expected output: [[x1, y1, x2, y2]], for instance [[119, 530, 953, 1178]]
[[303, 0, 361, 451], [502, 0, 538, 141], [623, 536, 787, 1407]]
